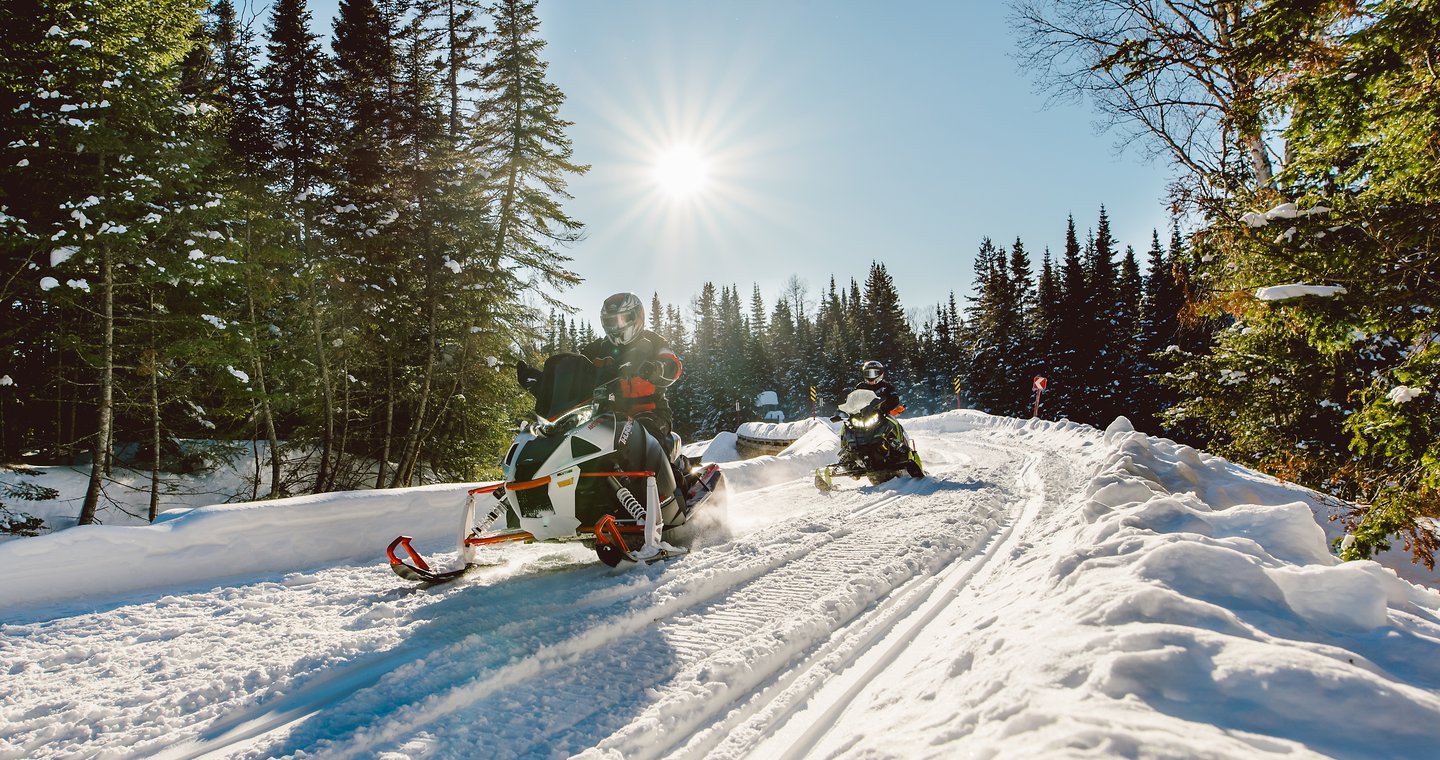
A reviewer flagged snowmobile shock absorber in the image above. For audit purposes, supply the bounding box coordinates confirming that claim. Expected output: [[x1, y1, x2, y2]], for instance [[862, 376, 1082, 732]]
[[611, 480, 647, 521]]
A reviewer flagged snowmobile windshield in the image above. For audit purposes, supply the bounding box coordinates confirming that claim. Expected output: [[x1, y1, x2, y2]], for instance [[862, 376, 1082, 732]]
[[534, 353, 601, 421], [839, 389, 880, 416]]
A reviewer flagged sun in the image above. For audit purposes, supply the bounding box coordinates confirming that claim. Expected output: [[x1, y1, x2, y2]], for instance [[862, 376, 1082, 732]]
[[653, 145, 709, 198]]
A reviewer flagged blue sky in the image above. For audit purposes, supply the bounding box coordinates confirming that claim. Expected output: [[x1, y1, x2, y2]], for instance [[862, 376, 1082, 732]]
[[310, 1, 1176, 321]]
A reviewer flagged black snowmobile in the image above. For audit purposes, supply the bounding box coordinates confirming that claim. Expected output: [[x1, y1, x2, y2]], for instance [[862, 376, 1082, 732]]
[[814, 388, 924, 491], [387, 352, 727, 582]]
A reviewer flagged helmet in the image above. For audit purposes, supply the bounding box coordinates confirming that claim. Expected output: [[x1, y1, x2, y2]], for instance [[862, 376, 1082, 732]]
[[861, 360, 885, 381], [600, 292, 644, 345]]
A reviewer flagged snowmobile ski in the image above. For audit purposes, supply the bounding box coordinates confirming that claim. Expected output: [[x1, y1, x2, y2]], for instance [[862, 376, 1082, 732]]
[[387, 536, 489, 584], [591, 514, 689, 567]]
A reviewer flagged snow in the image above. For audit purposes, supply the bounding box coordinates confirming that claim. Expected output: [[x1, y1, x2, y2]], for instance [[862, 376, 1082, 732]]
[[735, 417, 834, 444], [1241, 203, 1332, 229], [3, 410, 1439, 759], [226, 366, 250, 383], [1387, 385, 1425, 404], [1256, 283, 1348, 301], [39, 276, 60, 291]]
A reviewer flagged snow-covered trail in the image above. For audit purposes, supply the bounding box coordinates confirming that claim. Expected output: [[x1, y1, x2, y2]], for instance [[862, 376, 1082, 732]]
[[189, 436, 1061, 759], [0, 417, 1090, 760]]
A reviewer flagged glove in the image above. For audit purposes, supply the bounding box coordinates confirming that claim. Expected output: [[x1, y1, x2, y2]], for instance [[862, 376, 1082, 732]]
[[619, 361, 658, 380]]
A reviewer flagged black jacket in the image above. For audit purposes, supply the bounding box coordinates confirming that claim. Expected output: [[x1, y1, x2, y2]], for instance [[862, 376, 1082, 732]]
[[581, 330, 682, 418], [855, 378, 901, 416]]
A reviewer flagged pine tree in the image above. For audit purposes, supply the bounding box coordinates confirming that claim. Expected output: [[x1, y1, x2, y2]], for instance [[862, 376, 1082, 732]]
[[474, 0, 585, 299], [1114, 244, 1145, 421], [861, 262, 912, 390], [1052, 215, 1089, 419], [3, 0, 242, 523], [1031, 248, 1063, 405], [1168, 0, 1440, 564]]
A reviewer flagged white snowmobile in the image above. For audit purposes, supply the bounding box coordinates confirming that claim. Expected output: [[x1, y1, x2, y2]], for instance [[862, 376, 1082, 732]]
[[815, 388, 924, 491], [387, 352, 727, 583]]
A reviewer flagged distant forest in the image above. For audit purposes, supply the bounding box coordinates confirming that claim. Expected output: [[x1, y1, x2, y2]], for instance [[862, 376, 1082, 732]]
[[549, 207, 1201, 444]]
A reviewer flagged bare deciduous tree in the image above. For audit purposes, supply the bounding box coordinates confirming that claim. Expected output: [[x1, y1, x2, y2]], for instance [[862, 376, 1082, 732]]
[[1012, 0, 1281, 208]]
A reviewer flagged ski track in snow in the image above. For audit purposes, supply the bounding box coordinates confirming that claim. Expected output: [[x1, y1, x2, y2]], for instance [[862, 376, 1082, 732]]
[[238, 437, 1034, 759], [0, 421, 1086, 760]]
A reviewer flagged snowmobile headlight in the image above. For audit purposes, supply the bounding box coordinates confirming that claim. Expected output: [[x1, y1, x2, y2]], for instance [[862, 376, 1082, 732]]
[[569, 405, 595, 428], [854, 414, 880, 428]]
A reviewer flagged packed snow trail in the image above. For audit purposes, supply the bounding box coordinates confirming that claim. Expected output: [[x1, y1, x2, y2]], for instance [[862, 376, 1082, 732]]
[[4, 411, 1440, 760], [171, 436, 1039, 759]]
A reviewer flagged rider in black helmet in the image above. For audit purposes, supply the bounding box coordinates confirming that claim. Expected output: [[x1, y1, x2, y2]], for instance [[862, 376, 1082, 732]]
[[856, 360, 901, 416], [581, 292, 683, 451]]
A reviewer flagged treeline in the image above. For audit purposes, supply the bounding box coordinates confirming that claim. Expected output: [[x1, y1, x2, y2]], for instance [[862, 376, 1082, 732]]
[[598, 206, 1200, 443], [0, 0, 585, 523]]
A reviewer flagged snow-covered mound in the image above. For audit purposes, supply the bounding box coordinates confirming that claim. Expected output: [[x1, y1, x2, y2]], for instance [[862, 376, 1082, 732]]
[[736, 417, 835, 444], [3, 409, 1439, 759], [683, 430, 743, 463], [0, 482, 478, 614]]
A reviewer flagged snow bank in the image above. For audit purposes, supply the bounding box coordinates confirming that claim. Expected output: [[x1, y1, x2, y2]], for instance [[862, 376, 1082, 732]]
[[685, 431, 743, 464], [0, 482, 481, 618], [901, 416, 1440, 758], [735, 417, 835, 443], [720, 423, 841, 492]]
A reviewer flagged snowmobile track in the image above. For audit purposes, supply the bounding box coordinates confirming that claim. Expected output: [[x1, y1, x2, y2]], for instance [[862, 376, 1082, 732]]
[[582, 445, 1037, 759], [723, 449, 1048, 760]]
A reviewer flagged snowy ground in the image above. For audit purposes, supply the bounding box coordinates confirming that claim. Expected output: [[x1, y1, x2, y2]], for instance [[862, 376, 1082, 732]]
[[3, 410, 1440, 759]]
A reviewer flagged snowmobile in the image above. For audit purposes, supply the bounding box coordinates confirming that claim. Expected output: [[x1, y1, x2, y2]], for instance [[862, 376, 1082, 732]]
[[814, 388, 924, 491], [387, 352, 727, 583]]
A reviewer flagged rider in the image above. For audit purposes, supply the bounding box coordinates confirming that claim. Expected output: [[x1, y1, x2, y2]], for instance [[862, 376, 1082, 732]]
[[856, 360, 902, 416], [580, 292, 683, 455]]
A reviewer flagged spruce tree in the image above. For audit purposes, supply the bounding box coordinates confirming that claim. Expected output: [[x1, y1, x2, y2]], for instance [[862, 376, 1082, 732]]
[[862, 262, 912, 391], [474, 0, 585, 299]]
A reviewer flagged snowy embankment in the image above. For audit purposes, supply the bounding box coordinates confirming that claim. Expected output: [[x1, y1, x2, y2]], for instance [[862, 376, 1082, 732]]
[[3, 410, 1440, 760], [0, 482, 482, 614], [733, 417, 836, 457]]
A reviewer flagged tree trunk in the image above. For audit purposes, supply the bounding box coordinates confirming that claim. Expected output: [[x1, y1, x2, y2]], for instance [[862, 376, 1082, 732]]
[[336, 357, 351, 489], [78, 246, 113, 526], [393, 272, 439, 488], [376, 359, 394, 489], [148, 347, 161, 523], [309, 289, 335, 493], [447, 0, 461, 140], [247, 292, 282, 498], [146, 293, 161, 522]]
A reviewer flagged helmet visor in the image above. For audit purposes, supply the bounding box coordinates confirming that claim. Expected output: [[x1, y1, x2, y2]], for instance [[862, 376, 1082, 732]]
[[601, 311, 637, 331], [863, 367, 883, 380], [602, 310, 640, 343]]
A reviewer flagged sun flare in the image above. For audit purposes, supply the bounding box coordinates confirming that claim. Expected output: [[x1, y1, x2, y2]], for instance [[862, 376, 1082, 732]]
[[653, 145, 709, 198]]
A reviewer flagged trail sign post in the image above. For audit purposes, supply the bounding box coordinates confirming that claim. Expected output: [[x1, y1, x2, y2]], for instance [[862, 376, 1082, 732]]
[[1032, 376, 1047, 418], [809, 385, 817, 419], [953, 377, 962, 409]]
